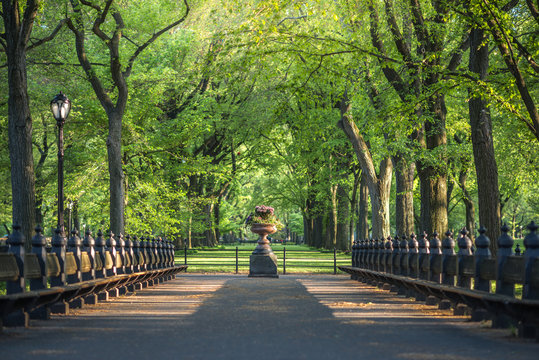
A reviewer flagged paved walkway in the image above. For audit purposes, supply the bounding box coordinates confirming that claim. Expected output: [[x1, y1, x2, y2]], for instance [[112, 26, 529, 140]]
[[0, 274, 537, 359]]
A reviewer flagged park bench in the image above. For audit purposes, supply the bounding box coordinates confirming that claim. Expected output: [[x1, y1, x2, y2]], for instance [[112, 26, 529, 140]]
[[341, 222, 539, 341], [0, 225, 187, 328]]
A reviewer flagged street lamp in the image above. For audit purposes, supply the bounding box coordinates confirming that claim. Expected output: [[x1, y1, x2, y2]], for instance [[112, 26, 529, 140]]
[[50, 92, 71, 234]]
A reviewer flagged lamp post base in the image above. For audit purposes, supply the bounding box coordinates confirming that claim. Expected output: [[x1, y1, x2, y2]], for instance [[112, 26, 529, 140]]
[[249, 253, 279, 278]]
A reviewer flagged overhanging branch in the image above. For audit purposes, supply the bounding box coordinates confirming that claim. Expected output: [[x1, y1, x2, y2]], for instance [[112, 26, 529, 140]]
[[27, 19, 68, 51], [124, 0, 190, 78]]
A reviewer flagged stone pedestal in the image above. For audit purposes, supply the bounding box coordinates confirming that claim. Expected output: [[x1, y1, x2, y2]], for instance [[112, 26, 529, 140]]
[[249, 253, 279, 278], [248, 223, 279, 278]]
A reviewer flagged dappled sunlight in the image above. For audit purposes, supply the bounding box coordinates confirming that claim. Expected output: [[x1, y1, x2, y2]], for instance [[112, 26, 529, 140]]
[[297, 275, 462, 323], [69, 275, 228, 319]]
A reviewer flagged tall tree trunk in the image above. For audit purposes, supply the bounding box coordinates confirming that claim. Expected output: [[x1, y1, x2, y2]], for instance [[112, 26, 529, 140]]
[[469, 27, 501, 253], [358, 174, 370, 240], [214, 196, 222, 244], [187, 213, 192, 249], [417, 93, 449, 235], [313, 215, 324, 248], [325, 185, 338, 249], [394, 155, 415, 237], [204, 202, 215, 246], [349, 169, 361, 244], [337, 183, 351, 250], [338, 96, 392, 239], [459, 170, 475, 239], [107, 111, 125, 236], [3, 1, 40, 250], [302, 215, 311, 246]]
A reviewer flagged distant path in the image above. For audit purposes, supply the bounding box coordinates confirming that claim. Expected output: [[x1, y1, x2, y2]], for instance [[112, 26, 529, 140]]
[[0, 274, 537, 359]]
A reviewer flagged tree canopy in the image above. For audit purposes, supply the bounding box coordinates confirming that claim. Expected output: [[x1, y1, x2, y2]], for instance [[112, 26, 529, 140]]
[[1, 0, 537, 251]]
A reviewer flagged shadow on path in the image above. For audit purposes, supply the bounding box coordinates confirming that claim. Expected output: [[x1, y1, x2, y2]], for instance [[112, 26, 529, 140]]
[[0, 274, 537, 360]]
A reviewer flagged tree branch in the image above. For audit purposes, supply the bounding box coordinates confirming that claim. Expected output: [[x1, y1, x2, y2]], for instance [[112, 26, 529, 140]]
[[512, 36, 539, 74], [27, 19, 68, 51], [526, 0, 539, 24], [66, 17, 114, 113], [19, 0, 40, 48], [383, 0, 412, 62], [124, 0, 190, 78], [446, 33, 470, 72], [91, 0, 114, 43], [79, 0, 101, 12], [277, 15, 307, 26], [27, 60, 107, 67]]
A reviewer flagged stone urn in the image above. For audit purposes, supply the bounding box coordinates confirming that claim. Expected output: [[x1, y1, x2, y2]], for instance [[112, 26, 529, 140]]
[[251, 223, 277, 255], [249, 223, 278, 278]]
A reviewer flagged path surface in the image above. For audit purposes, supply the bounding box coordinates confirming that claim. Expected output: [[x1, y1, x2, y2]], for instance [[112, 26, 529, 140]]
[[0, 274, 537, 359]]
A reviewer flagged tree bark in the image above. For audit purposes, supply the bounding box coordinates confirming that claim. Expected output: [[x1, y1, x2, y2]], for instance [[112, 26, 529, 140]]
[[107, 111, 125, 236], [3, 0, 41, 250], [338, 99, 392, 239], [394, 155, 415, 237], [469, 27, 501, 253], [417, 92, 449, 235], [336, 183, 351, 250], [325, 185, 338, 249], [358, 174, 370, 240], [313, 215, 324, 248], [458, 170, 475, 239]]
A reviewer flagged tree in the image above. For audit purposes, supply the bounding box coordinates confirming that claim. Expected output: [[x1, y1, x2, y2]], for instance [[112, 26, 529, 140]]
[[65, 0, 190, 236], [1, 0, 67, 247]]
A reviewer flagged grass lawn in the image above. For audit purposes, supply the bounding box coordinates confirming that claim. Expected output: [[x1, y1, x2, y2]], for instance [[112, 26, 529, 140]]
[[174, 243, 351, 274]]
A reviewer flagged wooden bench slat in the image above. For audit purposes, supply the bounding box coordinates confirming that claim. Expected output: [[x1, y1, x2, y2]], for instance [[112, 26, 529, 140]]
[[95, 254, 104, 271], [430, 255, 442, 274], [104, 251, 113, 270], [24, 253, 42, 279], [46, 253, 60, 277], [479, 258, 497, 280], [65, 253, 77, 275], [529, 258, 539, 287], [81, 252, 91, 273], [502, 256, 525, 284], [0, 253, 19, 281], [115, 255, 123, 268], [444, 255, 458, 276], [459, 255, 475, 276]]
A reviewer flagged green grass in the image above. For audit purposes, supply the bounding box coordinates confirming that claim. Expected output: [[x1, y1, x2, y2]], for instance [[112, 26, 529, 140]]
[[174, 243, 351, 274]]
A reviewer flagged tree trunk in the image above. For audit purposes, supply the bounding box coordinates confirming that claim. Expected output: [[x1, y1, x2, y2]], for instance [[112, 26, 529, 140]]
[[337, 183, 351, 250], [326, 185, 338, 249], [358, 174, 370, 240], [459, 170, 475, 240], [3, 2, 39, 250], [214, 195, 222, 244], [204, 202, 216, 246], [313, 215, 324, 248], [187, 213, 192, 249], [303, 215, 311, 246], [394, 155, 415, 237], [469, 27, 501, 253], [107, 111, 125, 236], [338, 97, 392, 239], [417, 93, 448, 235]]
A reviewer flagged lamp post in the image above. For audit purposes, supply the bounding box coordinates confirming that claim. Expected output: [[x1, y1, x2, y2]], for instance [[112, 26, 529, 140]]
[[50, 92, 71, 234]]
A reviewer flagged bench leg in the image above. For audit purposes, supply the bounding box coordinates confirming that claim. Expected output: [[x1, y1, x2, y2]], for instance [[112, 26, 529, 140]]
[[2, 310, 29, 327], [69, 298, 84, 309], [30, 306, 51, 320], [84, 294, 98, 305], [49, 301, 69, 315]]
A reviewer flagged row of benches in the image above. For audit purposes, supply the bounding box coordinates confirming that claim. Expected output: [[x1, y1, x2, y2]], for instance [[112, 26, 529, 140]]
[[0, 225, 187, 328], [341, 222, 539, 340]]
